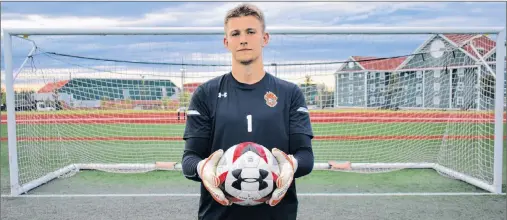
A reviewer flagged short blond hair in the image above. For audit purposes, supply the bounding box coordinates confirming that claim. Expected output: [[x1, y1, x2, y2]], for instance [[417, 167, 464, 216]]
[[224, 3, 266, 32]]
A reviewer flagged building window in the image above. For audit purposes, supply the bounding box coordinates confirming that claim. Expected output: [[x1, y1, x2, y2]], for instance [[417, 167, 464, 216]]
[[416, 71, 423, 79], [416, 83, 422, 92], [457, 82, 464, 91], [434, 69, 440, 78], [370, 96, 376, 104], [434, 83, 440, 92], [433, 96, 440, 105], [416, 96, 422, 105], [457, 97, 464, 106]]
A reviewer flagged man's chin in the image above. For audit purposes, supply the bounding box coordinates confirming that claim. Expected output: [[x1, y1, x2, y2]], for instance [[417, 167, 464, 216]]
[[239, 59, 254, 65], [234, 55, 257, 65]]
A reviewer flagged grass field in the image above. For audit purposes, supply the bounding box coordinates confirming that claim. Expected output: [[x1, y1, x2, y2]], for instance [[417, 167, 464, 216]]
[[1, 110, 506, 220], [1, 110, 505, 195]]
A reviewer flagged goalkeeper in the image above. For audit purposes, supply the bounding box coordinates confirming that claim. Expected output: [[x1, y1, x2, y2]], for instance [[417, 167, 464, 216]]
[[181, 3, 314, 220]]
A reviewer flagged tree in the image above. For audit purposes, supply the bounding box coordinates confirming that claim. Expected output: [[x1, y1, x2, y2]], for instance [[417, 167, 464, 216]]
[[1, 88, 6, 107], [179, 91, 192, 107], [301, 75, 317, 106], [304, 75, 312, 85]]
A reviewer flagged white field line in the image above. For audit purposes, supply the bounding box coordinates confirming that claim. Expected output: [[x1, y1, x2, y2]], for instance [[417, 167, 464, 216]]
[[1, 192, 505, 198], [3, 117, 502, 122]]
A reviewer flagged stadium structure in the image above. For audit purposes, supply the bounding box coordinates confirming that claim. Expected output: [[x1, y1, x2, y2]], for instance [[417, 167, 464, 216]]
[[34, 78, 180, 110]]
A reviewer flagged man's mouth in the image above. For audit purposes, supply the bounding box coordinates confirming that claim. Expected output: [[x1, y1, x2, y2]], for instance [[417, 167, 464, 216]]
[[238, 49, 251, 51]]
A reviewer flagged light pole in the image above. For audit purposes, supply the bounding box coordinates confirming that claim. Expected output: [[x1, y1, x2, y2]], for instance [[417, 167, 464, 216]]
[[271, 63, 278, 77]]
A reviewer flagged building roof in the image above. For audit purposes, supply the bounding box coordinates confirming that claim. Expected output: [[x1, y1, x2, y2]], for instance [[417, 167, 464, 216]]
[[352, 56, 407, 71], [396, 34, 497, 70], [38, 80, 69, 93], [442, 34, 496, 59], [183, 82, 202, 93]]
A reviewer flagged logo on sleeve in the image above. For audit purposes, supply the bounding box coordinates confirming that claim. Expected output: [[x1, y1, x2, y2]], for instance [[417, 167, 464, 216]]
[[264, 91, 278, 107], [218, 92, 227, 98]]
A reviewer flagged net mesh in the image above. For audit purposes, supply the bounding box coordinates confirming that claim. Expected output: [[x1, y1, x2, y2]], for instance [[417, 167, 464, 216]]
[[5, 32, 500, 190]]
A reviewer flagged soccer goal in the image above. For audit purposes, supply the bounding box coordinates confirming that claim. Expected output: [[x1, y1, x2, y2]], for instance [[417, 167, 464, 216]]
[[2, 27, 505, 196]]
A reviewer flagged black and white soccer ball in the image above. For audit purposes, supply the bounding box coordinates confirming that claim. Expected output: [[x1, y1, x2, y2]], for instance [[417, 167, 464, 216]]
[[216, 142, 280, 206]]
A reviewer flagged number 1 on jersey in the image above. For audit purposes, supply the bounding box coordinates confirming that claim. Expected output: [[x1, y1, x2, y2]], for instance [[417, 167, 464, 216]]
[[246, 114, 252, 132]]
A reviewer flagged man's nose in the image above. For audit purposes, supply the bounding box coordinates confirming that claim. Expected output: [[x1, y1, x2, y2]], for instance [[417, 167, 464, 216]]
[[240, 34, 247, 46]]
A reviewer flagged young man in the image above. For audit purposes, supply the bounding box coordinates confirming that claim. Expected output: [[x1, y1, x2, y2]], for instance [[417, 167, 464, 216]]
[[181, 3, 314, 220]]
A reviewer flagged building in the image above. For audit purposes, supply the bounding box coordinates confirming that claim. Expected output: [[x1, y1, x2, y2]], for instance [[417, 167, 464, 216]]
[[334, 34, 497, 110], [334, 56, 406, 108], [182, 82, 202, 94], [395, 34, 496, 110], [36, 78, 179, 109]]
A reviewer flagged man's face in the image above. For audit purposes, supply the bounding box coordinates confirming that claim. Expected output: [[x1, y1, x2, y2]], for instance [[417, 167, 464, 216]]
[[224, 16, 269, 65]]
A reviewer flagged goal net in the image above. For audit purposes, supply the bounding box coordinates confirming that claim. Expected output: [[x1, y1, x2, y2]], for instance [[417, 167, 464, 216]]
[[2, 27, 505, 195]]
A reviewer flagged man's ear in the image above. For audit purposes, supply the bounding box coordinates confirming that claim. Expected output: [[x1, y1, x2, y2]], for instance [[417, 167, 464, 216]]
[[223, 36, 228, 48], [262, 32, 270, 47]]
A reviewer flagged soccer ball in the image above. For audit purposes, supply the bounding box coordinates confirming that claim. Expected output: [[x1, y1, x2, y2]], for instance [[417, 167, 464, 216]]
[[216, 142, 280, 206]]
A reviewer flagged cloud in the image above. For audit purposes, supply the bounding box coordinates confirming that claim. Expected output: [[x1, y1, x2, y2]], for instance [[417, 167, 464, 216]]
[[390, 16, 504, 28], [0, 3, 226, 28], [4, 2, 498, 29], [1, 2, 504, 93], [258, 2, 441, 26], [2, 14, 122, 28]]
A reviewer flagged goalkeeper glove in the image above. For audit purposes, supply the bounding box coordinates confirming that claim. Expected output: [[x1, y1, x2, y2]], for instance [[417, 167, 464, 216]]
[[197, 149, 232, 206], [267, 148, 298, 206]]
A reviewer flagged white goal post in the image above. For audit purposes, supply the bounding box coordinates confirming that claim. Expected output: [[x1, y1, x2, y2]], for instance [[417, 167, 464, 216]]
[[2, 26, 505, 196]]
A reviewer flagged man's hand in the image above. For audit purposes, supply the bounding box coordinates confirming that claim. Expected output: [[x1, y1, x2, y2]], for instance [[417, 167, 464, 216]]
[[267, 148, 298, 206], [197, 149, 232, 206]]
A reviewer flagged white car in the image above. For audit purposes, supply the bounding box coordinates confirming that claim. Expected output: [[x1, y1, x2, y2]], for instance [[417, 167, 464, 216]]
[[36, 102, 55, 111]]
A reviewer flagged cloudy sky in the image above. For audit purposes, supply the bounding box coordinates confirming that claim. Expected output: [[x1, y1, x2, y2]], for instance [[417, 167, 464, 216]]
[[1, 2, 505, 91]]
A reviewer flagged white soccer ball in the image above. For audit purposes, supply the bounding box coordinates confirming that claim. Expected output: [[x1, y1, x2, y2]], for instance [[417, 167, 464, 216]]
[[216, 142, 280, 206]]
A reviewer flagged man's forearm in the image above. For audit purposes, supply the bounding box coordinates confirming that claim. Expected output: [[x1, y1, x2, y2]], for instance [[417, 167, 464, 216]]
[[182, 137, 209, 182], [182, 152, 202, 182], [290, 134, 314, 178]]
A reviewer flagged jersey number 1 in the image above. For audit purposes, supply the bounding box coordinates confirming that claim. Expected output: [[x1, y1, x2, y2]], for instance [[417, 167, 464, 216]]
[[246, 114, 252, 132]]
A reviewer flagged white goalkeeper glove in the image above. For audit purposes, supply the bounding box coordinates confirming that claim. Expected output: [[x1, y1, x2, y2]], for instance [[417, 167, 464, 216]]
[[267, 148, 298, 206], [197, 149, 232, 206]]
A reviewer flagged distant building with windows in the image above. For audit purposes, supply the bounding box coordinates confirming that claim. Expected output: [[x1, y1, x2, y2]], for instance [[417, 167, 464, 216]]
[[334, 56, 405, 108], [182, 82, 202, 94], [334, 34, 497, 110], [36, 78, 179, 109]]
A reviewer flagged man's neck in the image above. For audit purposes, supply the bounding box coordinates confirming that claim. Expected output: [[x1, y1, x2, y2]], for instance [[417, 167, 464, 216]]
[[231, 59, 265, 85]]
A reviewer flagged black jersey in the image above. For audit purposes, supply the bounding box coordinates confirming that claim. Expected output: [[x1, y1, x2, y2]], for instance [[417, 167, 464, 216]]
[[183, 72, 313, 220]]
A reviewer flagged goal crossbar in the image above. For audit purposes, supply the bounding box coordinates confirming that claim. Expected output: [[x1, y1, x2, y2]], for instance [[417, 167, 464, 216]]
[[2, 26, 505, 36]]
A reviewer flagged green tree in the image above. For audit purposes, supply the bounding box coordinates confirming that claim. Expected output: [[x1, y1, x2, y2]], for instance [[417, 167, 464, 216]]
[[1, 88, 6, 106], [304, 75, 312, 85], [179, 91, 192, 107]]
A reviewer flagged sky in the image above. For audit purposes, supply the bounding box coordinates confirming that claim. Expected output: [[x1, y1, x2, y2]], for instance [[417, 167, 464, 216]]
[[1, 2, 506, 91]]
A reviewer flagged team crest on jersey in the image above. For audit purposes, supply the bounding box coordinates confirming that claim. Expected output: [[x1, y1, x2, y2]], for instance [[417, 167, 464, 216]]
[[264, 91, 278, 107]]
